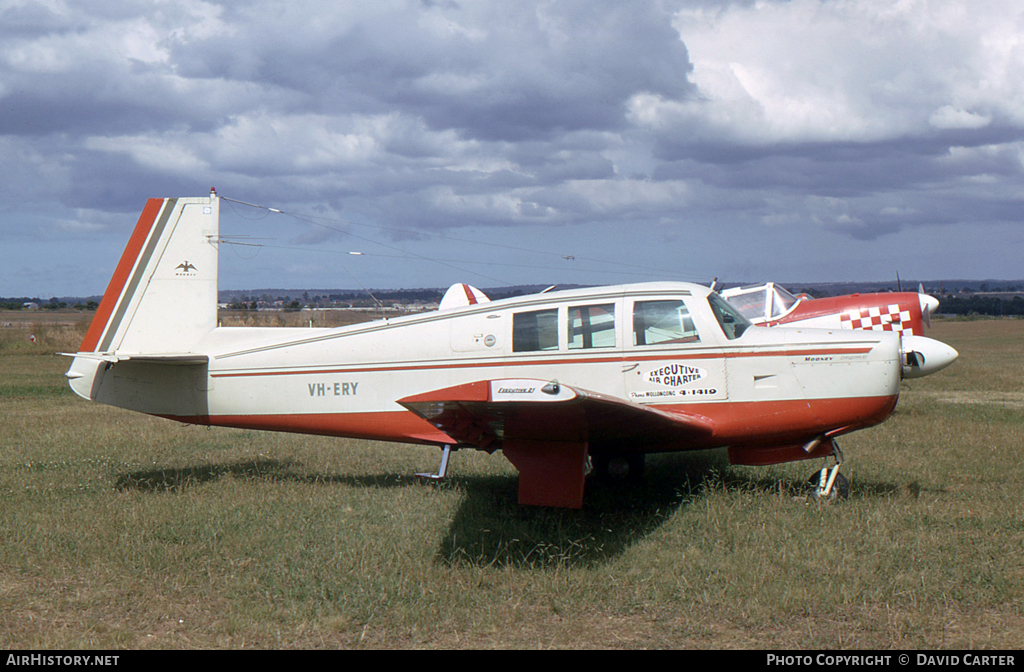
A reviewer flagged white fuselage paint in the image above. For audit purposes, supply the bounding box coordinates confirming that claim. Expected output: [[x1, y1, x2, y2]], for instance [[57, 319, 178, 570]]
[[77, 282, 902, 447]]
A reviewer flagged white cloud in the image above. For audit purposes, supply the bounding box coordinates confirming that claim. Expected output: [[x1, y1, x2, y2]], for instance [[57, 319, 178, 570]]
[[929, 106, 993, 130], [666, 0, 1024, 144], [84, 133, 209, 174]]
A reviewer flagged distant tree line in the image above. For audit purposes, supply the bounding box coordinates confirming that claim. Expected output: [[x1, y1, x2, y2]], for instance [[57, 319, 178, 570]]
[[5, 288, 1023, 317], [0, 297, 98, 310], [938, 294, 1024, 317]]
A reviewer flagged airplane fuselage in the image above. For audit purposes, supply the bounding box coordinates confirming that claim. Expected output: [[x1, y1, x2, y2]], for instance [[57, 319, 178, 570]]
[[75, 282, 901, 460]]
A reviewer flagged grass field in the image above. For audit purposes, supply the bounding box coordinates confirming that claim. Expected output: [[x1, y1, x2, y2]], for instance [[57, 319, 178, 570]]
[[0, 314, 1021, 649]]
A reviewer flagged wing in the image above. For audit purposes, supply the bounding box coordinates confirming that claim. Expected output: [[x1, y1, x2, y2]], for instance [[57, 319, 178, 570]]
[[397, 378, 716, 452]]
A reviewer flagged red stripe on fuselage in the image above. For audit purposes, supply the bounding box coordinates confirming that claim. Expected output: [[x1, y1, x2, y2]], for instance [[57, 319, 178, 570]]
[[79, 199, 165, 352], [208, 346, 876, 379], [163, 394, 898, 455]]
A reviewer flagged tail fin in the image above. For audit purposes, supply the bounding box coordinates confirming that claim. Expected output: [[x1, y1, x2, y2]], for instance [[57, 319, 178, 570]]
[[79, 192, 219, 355], [438, 283, 490, 311]]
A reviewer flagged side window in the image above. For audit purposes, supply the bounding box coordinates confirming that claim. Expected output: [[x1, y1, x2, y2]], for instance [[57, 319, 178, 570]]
[[568, 304, 615, 349], [633, 300, 699, 346], [512, 308, 559, 352]]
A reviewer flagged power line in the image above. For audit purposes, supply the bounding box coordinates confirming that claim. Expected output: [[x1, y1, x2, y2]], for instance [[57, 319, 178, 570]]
[[219, 196, 705, 284]]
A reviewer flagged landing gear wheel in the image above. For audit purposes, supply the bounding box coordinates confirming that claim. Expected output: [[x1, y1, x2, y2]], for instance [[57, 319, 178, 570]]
[[592, 454, 645, 481], [807, 469, 849, 500]]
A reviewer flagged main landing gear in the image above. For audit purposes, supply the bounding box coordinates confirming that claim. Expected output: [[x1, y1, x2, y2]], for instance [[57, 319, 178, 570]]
[[591, 453, 646, 481], [808, 440, 849, 500], [415, 444, 452, 481]]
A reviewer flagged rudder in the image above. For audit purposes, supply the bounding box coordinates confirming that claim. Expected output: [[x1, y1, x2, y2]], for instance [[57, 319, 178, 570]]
[[79, 192, 219, 355]]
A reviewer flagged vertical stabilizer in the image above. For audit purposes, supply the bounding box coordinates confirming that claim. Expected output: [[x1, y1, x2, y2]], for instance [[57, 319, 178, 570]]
[[79, 193, 219, 355]]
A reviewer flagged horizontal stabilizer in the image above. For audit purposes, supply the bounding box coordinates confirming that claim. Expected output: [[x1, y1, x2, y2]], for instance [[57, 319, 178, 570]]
[[60, 352, 209, 365]]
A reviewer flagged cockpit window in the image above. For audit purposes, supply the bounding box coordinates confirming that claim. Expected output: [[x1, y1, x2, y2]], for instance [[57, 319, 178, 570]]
[[512, 308, 559, 352], [708, 292, 752, 340], [633, 300, 700, 346], [568, 304, 615, 349], [725, 288, 768, 322]]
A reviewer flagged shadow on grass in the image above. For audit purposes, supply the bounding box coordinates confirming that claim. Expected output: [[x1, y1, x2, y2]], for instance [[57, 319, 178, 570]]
[[733, 470, 908, 500], [436, 449, 736, 569], [437, 453, 919, 569], [116, 457, 420, 493], [116, 451, 911, 569]]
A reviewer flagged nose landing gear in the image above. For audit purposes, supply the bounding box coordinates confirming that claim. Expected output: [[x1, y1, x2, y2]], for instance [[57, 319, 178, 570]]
[[808, 440, 849, 500]]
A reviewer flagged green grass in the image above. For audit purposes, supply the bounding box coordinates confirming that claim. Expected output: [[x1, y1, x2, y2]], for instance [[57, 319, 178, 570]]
[[0, 317, 1022, 648]]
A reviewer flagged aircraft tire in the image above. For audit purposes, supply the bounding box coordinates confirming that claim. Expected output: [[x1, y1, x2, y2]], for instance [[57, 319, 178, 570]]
[[808, 471, 850, 500], [593, 453, 646, 481]]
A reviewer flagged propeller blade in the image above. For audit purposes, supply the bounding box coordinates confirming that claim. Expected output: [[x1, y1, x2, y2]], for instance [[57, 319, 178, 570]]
[[918, 292, 940, 329]]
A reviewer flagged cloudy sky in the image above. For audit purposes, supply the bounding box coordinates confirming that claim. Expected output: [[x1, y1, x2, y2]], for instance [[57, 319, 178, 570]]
[[2, 0, 1023, 298]]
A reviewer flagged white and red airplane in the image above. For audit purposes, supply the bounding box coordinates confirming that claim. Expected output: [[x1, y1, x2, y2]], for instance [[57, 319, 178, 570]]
[[721, 282, 957, 378], [64, 192, 956, 508], [723, 282, 935, 336]]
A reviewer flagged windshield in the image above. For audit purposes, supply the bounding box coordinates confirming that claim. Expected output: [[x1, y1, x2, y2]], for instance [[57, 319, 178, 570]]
[[725, 287, 768, 321], [707, 292, 752, 340], [771, 285, 798, 318]]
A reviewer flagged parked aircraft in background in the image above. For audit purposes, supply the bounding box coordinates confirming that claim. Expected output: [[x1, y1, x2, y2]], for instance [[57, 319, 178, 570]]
[[721, 282, 957, 379], [63, 192, 956, 508]]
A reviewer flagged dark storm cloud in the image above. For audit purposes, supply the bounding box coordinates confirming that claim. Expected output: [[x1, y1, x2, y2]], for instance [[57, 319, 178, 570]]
[[1, 0, 1023, 295], [163, 2, 695, 141]]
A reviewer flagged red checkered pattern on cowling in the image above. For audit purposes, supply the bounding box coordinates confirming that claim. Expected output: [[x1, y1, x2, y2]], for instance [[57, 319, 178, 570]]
[[840, 304, 914, 334]]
